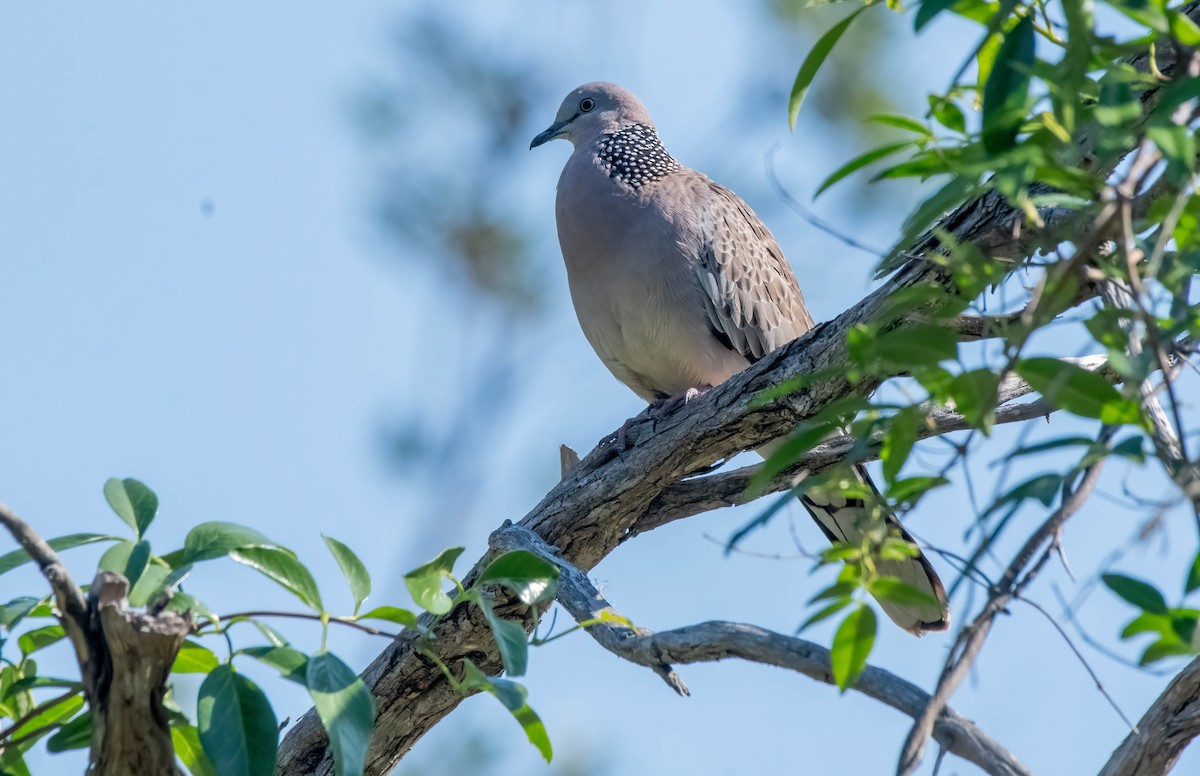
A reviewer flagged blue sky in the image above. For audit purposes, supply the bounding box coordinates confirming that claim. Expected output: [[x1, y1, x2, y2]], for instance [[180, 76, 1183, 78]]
[[2, 3, 1197, 775]]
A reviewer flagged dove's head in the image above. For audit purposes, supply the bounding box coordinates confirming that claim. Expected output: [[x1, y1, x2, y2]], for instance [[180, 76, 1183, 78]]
[[530, 82, 654, 150]]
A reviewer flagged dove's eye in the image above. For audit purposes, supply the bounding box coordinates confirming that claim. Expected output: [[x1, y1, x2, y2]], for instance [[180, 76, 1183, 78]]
[[579, 98, 596, 113]]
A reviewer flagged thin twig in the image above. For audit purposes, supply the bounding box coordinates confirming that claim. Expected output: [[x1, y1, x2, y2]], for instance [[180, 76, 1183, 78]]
[[1016, 596, 1137, 731], [1, 721, 69, 750], [208, 611, 401, 639], [897, 444, 1109, 775], [765, 144, 889, 258], [0, 688, 82, 743]]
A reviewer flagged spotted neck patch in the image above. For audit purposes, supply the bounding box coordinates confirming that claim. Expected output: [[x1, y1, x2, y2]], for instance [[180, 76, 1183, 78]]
[[596, 124, 680, 189]]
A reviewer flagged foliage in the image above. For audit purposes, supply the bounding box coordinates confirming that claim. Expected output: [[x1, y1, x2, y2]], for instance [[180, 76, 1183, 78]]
[[0, 479, 560, 774], [767, 0, 1200, 688], [1103, 559, 1200, 664]]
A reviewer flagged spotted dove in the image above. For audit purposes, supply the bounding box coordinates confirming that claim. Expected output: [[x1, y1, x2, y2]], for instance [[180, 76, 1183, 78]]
[[531, 82, 949, 634]]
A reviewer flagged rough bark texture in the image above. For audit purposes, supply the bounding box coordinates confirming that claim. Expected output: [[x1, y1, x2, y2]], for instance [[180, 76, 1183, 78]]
[[86, 573, 190, 776], [1099, 657, 1200, 776]]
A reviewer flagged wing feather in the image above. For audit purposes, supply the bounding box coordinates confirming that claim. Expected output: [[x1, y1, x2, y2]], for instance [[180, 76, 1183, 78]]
[[692, 180, 815, 361]]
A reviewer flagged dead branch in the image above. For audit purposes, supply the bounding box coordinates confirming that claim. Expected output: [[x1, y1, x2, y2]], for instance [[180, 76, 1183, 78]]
[[490, 522, 1033, 776]]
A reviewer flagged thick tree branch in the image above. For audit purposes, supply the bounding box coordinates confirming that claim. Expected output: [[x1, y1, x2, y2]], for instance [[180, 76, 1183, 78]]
[[1099, 657, 1200, 776], [631, 355, 1112, 539], [490, 523, 1033, 776]]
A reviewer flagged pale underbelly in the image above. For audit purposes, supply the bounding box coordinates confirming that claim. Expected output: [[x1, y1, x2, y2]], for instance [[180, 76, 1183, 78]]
[[570, 280, 749, 402]]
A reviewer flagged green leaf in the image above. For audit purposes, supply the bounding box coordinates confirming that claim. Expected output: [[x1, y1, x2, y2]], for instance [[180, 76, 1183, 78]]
[[798, 597, 853, 632], [1015, 358, 1132, 421], [357, 606, 419, 629], [1007, 436, 1093, 459], [750, 422, 838, 494], [322, 535, 372, 615], [873, 150, 953, 181], [403, 547, 465, 615], [1104, 573, 1169, 614], [230, 547, 323, 612], [881, 408, 919, 483], [788, 6, 870, 129], [197, 665, 279, 776], [1057, 0, 1094, 132], [867, 577, 943, 610], [1171, 612, 1198, 645], [480, 601, 530, 677], [99, 540, 135, 575], [7, 693, 83, 743], [1111, 435, 1146, 463], [241, 646, 310, 685], [0, 597, 44, 630], [173, 724, 219, 776], [949, 369, 1001, 433], [478, 551, 560, 606], [182, 522, 285, 563], [306, 651, 375, 776], [1168, 9, 1200, 46], [1147, 125, 1197, 179], [165, 592, 218, 624], [97, 540, 153, 591], [981, 14, 1034, 152], [831, 604, 877, 691], [250, 620, 289, 648], [881, 175, 980, 274], [1187, 550, 1200, 594], [44, 709, 91, 752], [18, 625, 65, 656], [1139, 639, 1196, 665], [492, 677, 553, 762], [129, 563, 172, 608], [459, 660, 552, 762], [103, 477, 159, 538], [987, 473, 1063, 516], [1095, 80, 1141, 127], [928, 95, 966, 132], [0, 747, 31, 776], [173, 640, 220, 674], [0, 533, 119, 577], [915, 0, 958, 30], [816, 141, 912, 197], [4, 676, 81, 697], [887, 476, 949, 505], [126, 540, 152, 590], [1120, 611, 1175, 641], [869, 324, 958, 371], [867, 113, 931, 136]]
